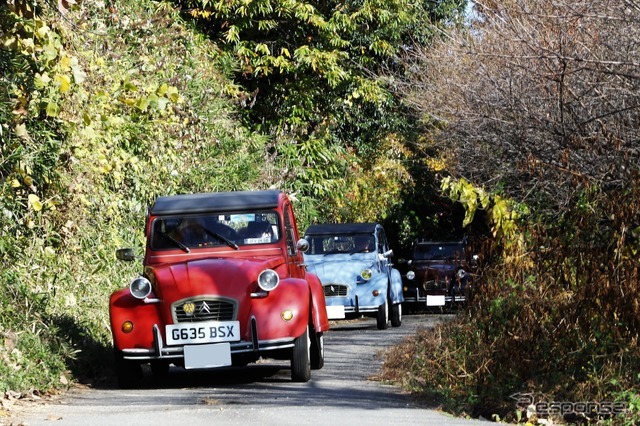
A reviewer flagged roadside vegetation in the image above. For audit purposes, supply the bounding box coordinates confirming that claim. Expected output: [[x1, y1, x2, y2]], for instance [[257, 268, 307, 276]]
[[2, 0, 639, 424], [379, 1, 640, 424]]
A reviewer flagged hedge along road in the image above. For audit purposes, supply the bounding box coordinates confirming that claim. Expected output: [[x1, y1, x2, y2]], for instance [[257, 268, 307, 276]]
[[11, 314, 491, 426]]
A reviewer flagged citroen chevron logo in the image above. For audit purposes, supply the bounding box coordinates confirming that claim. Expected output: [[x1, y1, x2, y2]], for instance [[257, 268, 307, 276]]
[[198, 301, 211, 315]]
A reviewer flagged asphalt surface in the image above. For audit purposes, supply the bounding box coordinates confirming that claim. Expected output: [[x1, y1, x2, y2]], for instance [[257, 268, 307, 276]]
[[8, 313, 492, 426]]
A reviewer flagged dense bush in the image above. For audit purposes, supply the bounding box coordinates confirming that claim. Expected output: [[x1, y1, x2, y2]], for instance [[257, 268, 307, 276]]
[[0, 0, 269, 393], [379, 1, 640, 423]]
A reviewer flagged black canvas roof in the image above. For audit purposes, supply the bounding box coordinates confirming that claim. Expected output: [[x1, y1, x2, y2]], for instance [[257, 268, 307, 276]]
[[304, 223, 378, 235], [150, 190, 282, 215]]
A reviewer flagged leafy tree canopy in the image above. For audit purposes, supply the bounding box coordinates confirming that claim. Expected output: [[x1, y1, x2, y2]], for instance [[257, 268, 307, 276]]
[[176, 0, 467, 224]]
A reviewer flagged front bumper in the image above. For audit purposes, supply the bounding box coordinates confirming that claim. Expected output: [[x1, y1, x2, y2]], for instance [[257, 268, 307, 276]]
[[121, 322, 294, 362], [403, 286, 466, 306], [325, 296, 383, 319]]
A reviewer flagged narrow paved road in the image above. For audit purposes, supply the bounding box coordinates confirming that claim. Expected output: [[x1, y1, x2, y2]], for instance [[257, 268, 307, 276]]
[[9, 314, 491, 425]]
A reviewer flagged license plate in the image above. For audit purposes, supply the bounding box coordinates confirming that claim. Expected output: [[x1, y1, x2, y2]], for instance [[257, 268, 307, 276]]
[[426, 295, 446, 306], [184, 343, 231, 369], [166, 321, 240, 345], [326, 305, 346, 319]]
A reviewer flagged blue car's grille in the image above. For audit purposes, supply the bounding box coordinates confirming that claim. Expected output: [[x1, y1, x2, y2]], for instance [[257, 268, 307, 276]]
[[172, 298, 235, 322], [324, 284, 348, 297]]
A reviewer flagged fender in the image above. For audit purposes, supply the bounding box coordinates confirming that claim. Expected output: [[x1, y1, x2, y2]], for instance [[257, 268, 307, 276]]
[[389, 267, 405, 304], [109, 289, 162, 350], [306, 272, 330, 332], [249, 278, 311, 339]]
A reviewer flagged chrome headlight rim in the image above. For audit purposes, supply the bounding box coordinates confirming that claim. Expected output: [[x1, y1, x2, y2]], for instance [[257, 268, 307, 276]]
[[406, 270, 416, 280], [130, 276, 152, 299], [258, 269, 280, 292]]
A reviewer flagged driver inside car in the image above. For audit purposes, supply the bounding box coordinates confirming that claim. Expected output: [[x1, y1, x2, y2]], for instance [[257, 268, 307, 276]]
[[354, 236, 374, 253], [173, 217, 212, 247]]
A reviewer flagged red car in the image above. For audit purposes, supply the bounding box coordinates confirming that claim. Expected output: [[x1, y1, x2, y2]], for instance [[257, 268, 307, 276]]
[[110, 190, 329, 387]]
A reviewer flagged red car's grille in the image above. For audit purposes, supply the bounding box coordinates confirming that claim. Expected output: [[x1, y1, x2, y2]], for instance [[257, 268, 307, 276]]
[[172, 298, 236, 323], [324, 284, 348, 297]]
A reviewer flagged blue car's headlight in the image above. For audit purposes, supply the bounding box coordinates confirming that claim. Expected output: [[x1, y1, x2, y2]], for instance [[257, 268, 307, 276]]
[[360, 268, 372, 281]]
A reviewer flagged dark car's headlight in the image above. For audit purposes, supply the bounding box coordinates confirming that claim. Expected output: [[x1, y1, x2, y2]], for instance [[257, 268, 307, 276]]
[[130, 276, 152, 299], [406, 270, 415, 280], [457, 269, 467, 279], [258, 269, 280, 291]]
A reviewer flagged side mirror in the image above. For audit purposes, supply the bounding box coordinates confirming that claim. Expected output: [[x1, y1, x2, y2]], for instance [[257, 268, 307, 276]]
[[383, 249, 393, 258], [296, 238, 310, 253], [116, 248, 136, 262]]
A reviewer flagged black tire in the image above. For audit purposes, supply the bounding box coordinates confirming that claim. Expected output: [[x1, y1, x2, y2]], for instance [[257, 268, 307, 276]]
[[376, 300, 389, 330], [390, 302, 402, 327], [291, 327, 311, 382], [114, 349, 143, 389], [150, 360, 170, 378], [310, 330, 324, 370]]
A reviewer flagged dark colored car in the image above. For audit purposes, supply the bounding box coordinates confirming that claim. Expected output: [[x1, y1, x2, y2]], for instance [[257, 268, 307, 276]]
[[402, 238, 478, 309], [110, 190, 329, 387]]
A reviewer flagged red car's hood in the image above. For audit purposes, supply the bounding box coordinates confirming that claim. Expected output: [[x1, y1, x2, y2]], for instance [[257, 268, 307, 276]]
[[149, 256, 284, 303]]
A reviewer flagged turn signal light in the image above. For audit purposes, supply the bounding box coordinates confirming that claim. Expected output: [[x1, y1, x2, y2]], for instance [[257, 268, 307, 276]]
[[122, 321, 134, 333]]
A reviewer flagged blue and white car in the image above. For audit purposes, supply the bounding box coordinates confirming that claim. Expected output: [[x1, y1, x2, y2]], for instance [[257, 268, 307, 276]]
[[303, 223, 403, 329]]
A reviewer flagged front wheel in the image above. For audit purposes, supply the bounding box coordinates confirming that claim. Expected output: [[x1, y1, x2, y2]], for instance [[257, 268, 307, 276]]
[[114, 349, 143, 389], [291, 326, 311, 382], [310, 330, 324, 370], [376, 300, 389, 330], [390, 302, 402, 327]]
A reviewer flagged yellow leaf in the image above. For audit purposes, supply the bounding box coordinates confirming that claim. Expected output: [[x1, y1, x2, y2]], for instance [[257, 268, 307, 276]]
[[59, 55, 71, 69], [157, 83, 168, 96], [28, 194, 43, 211], [55, 74, 71, 93], [46, 101, 60, 117], [11, 179, 21, 188]]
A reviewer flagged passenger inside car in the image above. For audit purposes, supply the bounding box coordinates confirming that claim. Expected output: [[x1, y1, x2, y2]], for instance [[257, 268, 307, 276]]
[[240, 221, 274, 244]]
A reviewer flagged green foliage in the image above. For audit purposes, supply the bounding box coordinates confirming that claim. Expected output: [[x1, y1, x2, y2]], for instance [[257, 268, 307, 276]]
[[178, 0, 466, 226], [0, 0, 270, 394]]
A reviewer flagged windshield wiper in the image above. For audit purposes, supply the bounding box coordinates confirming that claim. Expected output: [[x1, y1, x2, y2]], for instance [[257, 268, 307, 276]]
[[202, 228, 239, 250], [162, 232, 190, 253]]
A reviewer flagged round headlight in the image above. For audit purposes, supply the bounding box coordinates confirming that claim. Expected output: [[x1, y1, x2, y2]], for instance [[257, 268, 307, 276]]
[[258, 269, 280, 291], [360, 269, 372, 281], [130, 276, 152, 299], [457, 269, 467, 279], [406, 270, 415, 280]]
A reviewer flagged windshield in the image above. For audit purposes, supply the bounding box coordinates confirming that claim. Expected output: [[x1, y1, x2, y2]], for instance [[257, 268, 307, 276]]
[[150, 211, 280, 250], [305, 233, 376, 255], [413, 243, 465, 261]]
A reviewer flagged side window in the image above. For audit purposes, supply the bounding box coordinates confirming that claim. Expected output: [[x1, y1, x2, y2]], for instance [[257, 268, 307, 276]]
[[283, 204, 296, 256], [377, 229, 386, 253]]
